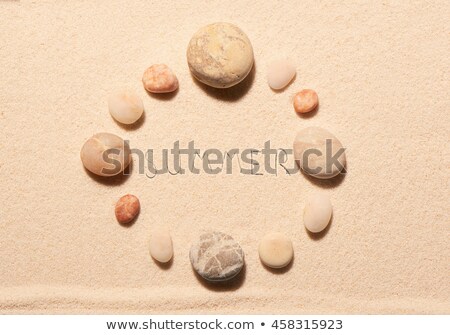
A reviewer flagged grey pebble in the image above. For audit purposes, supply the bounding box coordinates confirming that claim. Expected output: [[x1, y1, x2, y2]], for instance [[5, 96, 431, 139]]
[[190, 231, 244, 282]]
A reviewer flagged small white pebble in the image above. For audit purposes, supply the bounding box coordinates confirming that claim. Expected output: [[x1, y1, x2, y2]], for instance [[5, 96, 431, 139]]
[[267, 59, 296, 90], [258, 232, 293, 268], [304, 194, 332, 233], [108, 91, 144, 125], [149, 228, 173, 263]]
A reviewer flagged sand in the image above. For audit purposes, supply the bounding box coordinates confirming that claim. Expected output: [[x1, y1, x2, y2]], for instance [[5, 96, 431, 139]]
[[0, 0, 449, 314]]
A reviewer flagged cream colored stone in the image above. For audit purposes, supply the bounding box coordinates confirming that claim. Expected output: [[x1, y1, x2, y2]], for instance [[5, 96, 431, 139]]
[[142, 64, 179, 93], [293, 127, 346, 179], [293, 89, 318, 114], [80, 133, 131, 177], [304, 193, 332, 233], [149, 229, 173, 263], [267, 59, 296, 90], [108, 91, 144, 124], [187, 22, 254, 88], [258, 232, 293, 268]]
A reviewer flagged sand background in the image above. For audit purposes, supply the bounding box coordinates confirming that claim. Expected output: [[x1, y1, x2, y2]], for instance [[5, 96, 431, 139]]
[[0, 0, 449, 314]]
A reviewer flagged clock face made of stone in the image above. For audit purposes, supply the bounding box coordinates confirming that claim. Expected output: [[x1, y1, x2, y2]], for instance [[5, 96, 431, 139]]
[[79, 21, 341, 285]]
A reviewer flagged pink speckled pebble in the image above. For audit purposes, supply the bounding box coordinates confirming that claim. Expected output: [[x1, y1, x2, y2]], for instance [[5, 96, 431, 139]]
[[142, 64, 179, 93]]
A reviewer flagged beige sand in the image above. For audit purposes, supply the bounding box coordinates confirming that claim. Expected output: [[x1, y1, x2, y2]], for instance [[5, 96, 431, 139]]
[[0, 0, 449, 314]]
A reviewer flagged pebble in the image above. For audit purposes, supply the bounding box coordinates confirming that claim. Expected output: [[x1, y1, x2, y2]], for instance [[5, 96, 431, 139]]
[[187, 22, 254, 88], [142, 64, 179, 93], [190, 231, 244, 282], [115, 194, 140, 224], [293, 127, 346, 179], [304, 194, 332, 233], [108, 91, 144, 124], [258, 232, 293, 269], [149, 228, 173, 263], [293, 89, 318, 114], [80, 133, 131, 177], [267, 59, 296, 90]]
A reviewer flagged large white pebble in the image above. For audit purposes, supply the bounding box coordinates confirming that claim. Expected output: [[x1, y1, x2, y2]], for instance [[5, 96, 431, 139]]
[[108, 91, 144, 124], [303, 194, 332, 233], [149, 229, 173, 263], [267, 59, 296, 90], [258, 232, 293, 268]]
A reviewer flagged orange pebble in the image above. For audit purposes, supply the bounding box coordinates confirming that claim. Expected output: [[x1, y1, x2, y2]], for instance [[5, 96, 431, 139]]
[[115, 194, 140, 224], [293, 89, 318, 114]]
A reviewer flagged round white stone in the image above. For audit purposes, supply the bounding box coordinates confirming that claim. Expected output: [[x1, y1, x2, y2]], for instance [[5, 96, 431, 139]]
[[293, 127, 346, 179], [149, 229, 173, 263], [258, 232, 293, 268], [303, 193, 332, 233], [108, 91, 144, 125], [267, 59, 296, 90]]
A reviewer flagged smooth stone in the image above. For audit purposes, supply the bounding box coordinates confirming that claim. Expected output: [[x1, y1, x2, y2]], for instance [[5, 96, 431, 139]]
[[258, 232, 293, 269], [293, 127, 346, 179], [304, 193, 332, 233], [142, 64, 179, 93], [149, 229, 173, 263], [115, 194, 140, 224], [293, 89, 318, 114], [187, 22, 254, 88], [80, 133, 131, 177], [189, 231, 244, 282], [267, 59, 296, 90], [108, 91, 144, 124]]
